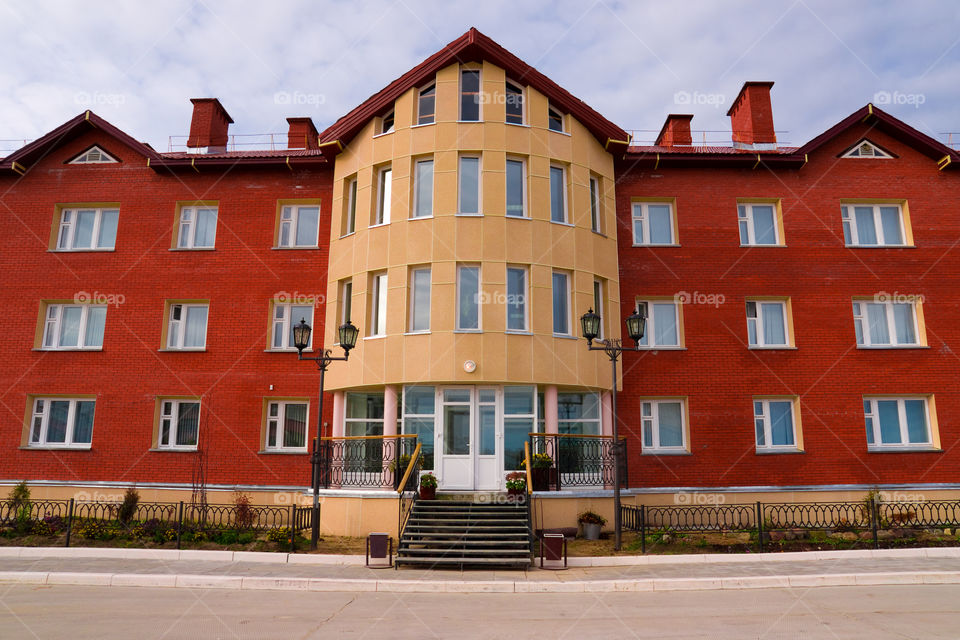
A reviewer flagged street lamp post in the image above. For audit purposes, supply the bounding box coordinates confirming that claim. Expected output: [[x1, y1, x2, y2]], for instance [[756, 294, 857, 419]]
[[293, 317, 359, 550], [580, 306, 646, 551]]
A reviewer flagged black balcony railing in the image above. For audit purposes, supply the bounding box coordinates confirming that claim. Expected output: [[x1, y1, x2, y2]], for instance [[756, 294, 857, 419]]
[[528, 433, 626, 491], [317, 435, 419, 490]]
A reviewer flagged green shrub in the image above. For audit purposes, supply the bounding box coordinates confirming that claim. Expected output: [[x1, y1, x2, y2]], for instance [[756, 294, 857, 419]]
[[216, 530, 239, 545], [238, 532, 255, 544], [8, 481, 32, 534], [118, 487, 140, 524], [267, 527, 291, 543]]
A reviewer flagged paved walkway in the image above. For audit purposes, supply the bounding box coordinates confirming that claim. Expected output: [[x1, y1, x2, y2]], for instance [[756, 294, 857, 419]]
[[1, 547, 958, 593]]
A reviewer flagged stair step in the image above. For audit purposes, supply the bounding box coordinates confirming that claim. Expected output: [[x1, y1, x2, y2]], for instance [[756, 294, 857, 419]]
[[398, 548, 531, 557], [400, 539, 530, 547], [394, 556, 531, 568]]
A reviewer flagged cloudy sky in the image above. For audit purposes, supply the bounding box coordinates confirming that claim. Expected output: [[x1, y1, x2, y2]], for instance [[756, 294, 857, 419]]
[[2, 0, 958, 152]]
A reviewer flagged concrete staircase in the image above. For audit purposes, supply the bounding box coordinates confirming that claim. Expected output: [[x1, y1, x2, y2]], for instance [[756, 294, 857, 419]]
[[396, 498, 532, 569]]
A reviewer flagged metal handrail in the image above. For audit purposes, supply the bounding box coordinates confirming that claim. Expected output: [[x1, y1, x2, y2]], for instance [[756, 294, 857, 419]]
[[523, 441, 533, 495], [395, 443, 422, 495], [321, 434, 417, 441], [526, 432, 625, 440]]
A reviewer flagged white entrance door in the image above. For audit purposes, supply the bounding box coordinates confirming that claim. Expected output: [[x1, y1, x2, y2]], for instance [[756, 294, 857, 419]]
[[437, 386, 503, 491]]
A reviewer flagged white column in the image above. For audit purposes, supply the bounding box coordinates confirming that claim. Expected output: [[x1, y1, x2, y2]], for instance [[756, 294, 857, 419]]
[[545, 385, 559, 434]]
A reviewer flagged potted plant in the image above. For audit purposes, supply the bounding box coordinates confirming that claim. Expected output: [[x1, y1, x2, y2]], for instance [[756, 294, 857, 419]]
[[578, 511, 607, 540], [419, 473, 438, 500], [521, 453, 554, 491], [505, 472, 526, 496]]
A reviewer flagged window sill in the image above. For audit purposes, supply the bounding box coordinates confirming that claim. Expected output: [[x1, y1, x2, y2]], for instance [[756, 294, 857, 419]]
[[455, 213, 483, 217], [272, 246, 320, 250], [856, 345, 929, 350], [363, 335, 386, 341], [21, 445, 91, 451], [259, 449, 308, 455], [50, 248, 116, 253], [636, 346, 686, 351], [591, 230, 606, 238], [456, 120, 482, 124], [505, 214, 530, 220], [749, 346, 797, 350], [149, 447, 199, 453], [158, 348, 207, 352], [867, 446, 941, 453], [755, 448, 804, 455], [338, 231, 356, 239], [641, 450, 691, 456], [553, 333, 578, 340], [454, 329, 482, 334], [33, 348, 103, 352], [411, 123, 435, 129], [632, 243, 680, 248], [264, 348, 313, 353], [505, 122, 529, 128], [169, 247, 216, 252], [372, 131, 394, 139], [403, 331, 431, 336], [550, 220, 575, 228], [845, 245, 915, 249], [549, 129, 571, 137], [368, 222, 390, 230], [739, 244, 786, 248], [409, 215, 434, 221], [505, 330, 532, 336]]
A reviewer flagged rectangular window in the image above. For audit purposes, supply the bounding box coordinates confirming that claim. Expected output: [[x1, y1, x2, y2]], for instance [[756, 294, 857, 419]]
[[460, 69, 481, 121], [506, 266, 528, 332], [636, 300, 680, 348], [409, 267, 431, 332], [417, 83, 436, 125], [369, 273, 388, 337], [642, 400, 686, 452], [505, 159, 526, 218], [265, 401, 308, 451], [403, 386, 435, 470], [504, 385, 536, 470], [42, 304, 106, 350], [853, 300, 920, 347], [158, 399, 200, 449], [29, 398, 94, 447], [593, 279, 605, 339], [343, 178, 357, 236], [272, 302, 314, 350], [166, 303, 208, 350], [864, 397, 933, 450], [746, 300, 789, 347], [738, 203, 779, 245], [375, 168, 392, 225], [345, 392, 385, 475], [548, 106, 564, 132], [458, 156, 480, 214], [339, 279, 353, 325], [380, 110, 394, 134], [177, 206, 217, 249], [590, 176, 602, 233], [754, 399, 799, 451], [56, 207, 118, 251], [842, 204, 906, 246], [632, 202, 675, 245], [552, 271, 570, 335], [412, 159, 434, 218], [277, 205, 319, 248], [549, 166, 567, 223], [456, 265, 480, 330], [505, 81, 524, 125], [557, 392, 601, 435]]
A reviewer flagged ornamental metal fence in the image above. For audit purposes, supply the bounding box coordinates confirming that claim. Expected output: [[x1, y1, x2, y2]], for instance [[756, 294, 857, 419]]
[[317, 435, 420, 490], [528, 434, 627, 490]]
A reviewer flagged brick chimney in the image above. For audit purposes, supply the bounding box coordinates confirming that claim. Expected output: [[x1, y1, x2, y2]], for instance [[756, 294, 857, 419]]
[[655, 114, 693, 147], [187, 98, 233, 151], [726, 82, 776, 150], [286, 117, 320, 150]]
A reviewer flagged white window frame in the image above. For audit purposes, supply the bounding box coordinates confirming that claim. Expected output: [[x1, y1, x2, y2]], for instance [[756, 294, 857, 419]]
[[343, 177, 357, 237], [369, 273, 388, 337], [864, 397, 934, 450], [853, 300, 920, 347], [641, 399, 687, 453], [842, 139, 893, 159], [548, 106, 565, 133], [265, 401, 309, 452], [459, 67, 482, 122], [417, 83, 436, 126], [374, 167, 392, 225], [593, 279, 605, 340], [42, 304, 106, 350], [456, 265, 481, 331], [177, 206, 218, 249], [413, 159, 434, 219], [29, 398, 95, 448], [458, 155, 481, 215], [841, 203, 907, 247], [754, 398, 799, 452], [551, 271, 571, 336], [505, 266, 528, 333], [408, 267, 431, 333], [738, 203, 780, 246], [379, 110, 395, 135], [277, 204, 319, 248], [157, 399, 200, 450], [272, 302, 314, 351], [166, 303, 209, 350], [557, 392, 602, 435], [636, 300, 681, 348], [589, 176, 602, 233], [505, 158, 527, 218], [631, 202, 675, 245], [549, 165, 568, 224], [339, 279, 353, 325], [746, 300, 789, 348], [68, 146, 118, 164], [504, 80, 525, 125], [56, 207, 119, 251]]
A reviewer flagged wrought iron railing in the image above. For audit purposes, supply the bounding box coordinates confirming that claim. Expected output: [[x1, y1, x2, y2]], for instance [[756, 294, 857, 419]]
[[317, 434, 419, 489], [527, 433, 626, 490]]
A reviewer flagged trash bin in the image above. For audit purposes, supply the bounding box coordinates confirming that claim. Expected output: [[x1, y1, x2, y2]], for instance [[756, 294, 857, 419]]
[[540, 532, 567, 570], [366, 532, 393, 568]]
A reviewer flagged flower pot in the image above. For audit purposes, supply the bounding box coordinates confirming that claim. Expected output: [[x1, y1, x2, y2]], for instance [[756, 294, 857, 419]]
[[531, 468, 553, 492], [419, 486, 436, 500], [507, 488, 525, 497], [581, 522, 602, 540]]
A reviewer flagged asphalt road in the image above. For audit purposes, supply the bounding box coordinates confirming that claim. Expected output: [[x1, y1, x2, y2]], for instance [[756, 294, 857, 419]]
[[1, 583, 957, 639]]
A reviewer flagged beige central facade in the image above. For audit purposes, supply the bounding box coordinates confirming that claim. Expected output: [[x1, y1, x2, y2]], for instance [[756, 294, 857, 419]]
[[323, 60, 622, 490]]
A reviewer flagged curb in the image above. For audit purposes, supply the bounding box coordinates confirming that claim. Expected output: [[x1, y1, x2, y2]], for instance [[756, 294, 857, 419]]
[[1, 546, 958, 566], [0, 570, 958, 593]]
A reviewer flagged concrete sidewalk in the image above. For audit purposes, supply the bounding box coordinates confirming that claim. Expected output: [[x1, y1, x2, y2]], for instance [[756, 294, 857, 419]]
[[1, 546, 959, 593]]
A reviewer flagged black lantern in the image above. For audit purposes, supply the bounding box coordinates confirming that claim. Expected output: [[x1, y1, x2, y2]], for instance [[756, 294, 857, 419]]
[[625, 306, 646, 346], [293, 318, 312, 354], [580, 308, 601, 346], [338, 320, 359, 353]]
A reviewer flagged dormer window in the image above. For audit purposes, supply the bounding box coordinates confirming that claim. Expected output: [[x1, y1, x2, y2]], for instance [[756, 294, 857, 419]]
[[417, 83, 436, 125], [842, 139, 894, 159], [548, 106, 565, 133], [380, 110, 395, 134], [68, 146, 118, 164]]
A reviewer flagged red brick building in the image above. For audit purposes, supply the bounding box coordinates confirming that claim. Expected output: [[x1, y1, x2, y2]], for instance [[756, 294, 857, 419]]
[[1, 29, 958, 533]]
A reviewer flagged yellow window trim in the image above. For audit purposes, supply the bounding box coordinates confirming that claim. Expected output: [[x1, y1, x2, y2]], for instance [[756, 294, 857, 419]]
[[736, 198, 785, 246], [171, 200, 218, 250], [851, 295, 927, 347], [839, 199, 913, 246], [274, 198, 322, 247], [862, 394, 940, 450], [634, 296, 685, 348], [629, 197, 679, 244], [22, 394, 98, 447], [49, 202, 122, 250], [752, 395, 803, 451], [261, 397, 311, 450], [637, 396, 691, 453], [745, 296, 795, 347], [160, 300, 210, 350], [152, 396, 202, 449]]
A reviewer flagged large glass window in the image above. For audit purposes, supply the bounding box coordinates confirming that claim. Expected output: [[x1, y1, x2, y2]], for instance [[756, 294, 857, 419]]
[[166, 303, 208, 350], [864, 397, 932, 449], [409, 267, 431, 332], [504, 386, 536, 470], [549, 166, 566, 223], [178, 206, 217, 249], [29, 398, 94, 447], [506, 267, 527, 332], [548, 106, 564, 132], [375, 167, 392, 225], [557, 393, 601, 435], [343, 177, 357, 236], [590, 176, 602, 233], [842, 204, 905, 246], [458, 156, 480, 214], [158, 400, 200, 449], [853, 300, 919, 347], [754, 399, 798, 451], [265, 401, 308, 451], [505, 81, 524, 125], [641, 400, 685, 452], [457, 265, 480, 330], [552, 272, 570, 335], [505, 159, 526, 217], [413, 159, 434, 218], [369, 273, 387, 336], [57, 208, 118, 251], [403, 386, 435, 470], [460, 69, 481, 121], [42, 304, 106, 350], [636, 301, 679, 347], [272, 303, 313, 350], [632, 202, 674, 245], [278, 204, 319, 248], [738, 203, 779, 245], [746, 300, 788, 347], [417, 83, 435, 125], [345, 392, 385, 474]]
